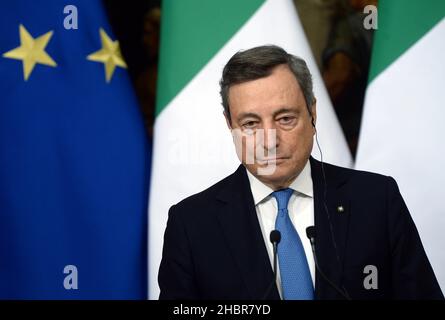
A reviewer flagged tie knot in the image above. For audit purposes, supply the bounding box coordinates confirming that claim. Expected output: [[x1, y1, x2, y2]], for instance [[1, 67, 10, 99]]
[[272, 188, 293, 210]]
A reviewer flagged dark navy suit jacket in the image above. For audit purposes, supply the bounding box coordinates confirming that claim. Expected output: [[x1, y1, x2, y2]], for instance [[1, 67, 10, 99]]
[[158, 157, 443, 299]]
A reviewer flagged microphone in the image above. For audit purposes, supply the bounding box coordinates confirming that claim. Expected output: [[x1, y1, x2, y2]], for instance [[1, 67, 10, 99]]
[[262, 230, 281, 300], [306, 226, 351, 300]]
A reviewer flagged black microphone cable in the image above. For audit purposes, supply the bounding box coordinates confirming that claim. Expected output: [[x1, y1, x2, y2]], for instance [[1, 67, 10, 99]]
[[306, 226, 351, 300], [313, 123, 351, 300]]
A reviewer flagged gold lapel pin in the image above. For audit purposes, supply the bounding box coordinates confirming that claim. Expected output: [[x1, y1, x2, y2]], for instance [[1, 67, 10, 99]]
[[337, 205, 345, 213]]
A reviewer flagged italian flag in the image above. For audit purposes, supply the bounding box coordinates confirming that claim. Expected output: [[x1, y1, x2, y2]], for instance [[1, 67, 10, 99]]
[[149, 0, 352, 298], [356, 1, 445, 291]]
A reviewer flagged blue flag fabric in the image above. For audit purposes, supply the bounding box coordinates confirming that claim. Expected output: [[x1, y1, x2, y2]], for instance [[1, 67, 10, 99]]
[[0, 0, 149, 299]]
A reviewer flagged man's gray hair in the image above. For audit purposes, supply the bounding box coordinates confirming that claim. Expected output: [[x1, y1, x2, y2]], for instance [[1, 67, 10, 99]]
[[219, 45, 315, 122]]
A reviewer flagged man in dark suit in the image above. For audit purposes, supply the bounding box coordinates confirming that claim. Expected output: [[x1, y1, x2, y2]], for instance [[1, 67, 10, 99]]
[[158, 45, 443, 300]]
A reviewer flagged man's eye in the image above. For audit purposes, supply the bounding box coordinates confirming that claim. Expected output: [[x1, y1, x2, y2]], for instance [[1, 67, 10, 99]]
[[278, 117, 294, 124], [242, 121, 257, 128]]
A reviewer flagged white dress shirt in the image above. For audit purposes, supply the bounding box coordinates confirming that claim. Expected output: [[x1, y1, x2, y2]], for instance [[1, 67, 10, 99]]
[[246, 160, 315, 298]]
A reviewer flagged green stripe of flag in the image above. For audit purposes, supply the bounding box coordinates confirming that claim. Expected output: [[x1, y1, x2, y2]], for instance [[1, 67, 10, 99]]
[[155, 0, 265, 116], [368, 0, 445, 83]]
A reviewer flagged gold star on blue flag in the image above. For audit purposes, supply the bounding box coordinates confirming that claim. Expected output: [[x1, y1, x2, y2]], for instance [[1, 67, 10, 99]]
[[3, 24, 57, 81], [87, 28, 127, 83]]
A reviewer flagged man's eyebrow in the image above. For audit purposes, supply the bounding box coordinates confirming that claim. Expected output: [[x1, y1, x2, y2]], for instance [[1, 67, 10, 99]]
[[272, 107, 300, 117], [237, 112, 260, 122]]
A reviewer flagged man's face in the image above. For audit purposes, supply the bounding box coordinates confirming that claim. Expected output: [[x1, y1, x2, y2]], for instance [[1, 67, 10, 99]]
[[226, 64, 316, 190]]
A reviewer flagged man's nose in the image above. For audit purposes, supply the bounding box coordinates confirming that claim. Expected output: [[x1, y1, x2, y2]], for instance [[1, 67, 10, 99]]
[[260, 124, 279, 152]]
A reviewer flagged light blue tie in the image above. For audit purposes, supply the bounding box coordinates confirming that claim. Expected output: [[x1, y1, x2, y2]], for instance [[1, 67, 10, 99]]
[[272, 188, 314, 300]]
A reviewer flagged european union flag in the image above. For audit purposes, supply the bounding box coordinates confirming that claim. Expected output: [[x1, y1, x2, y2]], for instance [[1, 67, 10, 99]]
[[0, 0, 150, 299]]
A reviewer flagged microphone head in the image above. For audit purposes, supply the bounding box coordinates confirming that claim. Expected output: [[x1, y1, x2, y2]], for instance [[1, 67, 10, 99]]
[[270, 230, 281, 244], [306, 226, 316, 240]]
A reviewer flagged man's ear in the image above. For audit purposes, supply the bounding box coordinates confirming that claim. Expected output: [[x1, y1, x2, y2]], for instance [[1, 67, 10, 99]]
[[223, 111, 232, 130], [310, 99, 317, 132]]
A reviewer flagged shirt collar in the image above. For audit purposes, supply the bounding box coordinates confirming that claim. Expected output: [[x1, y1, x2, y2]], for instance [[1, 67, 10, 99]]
[[246, 159, 313, 205]]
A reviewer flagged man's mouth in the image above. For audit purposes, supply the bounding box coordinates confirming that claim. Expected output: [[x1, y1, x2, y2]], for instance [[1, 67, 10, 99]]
[[256, 157, 288, 165]]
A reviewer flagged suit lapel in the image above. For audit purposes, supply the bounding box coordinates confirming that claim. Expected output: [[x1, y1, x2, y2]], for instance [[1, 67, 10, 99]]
[[215, 165, 280, 300], [310, 157, 351, 300]]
